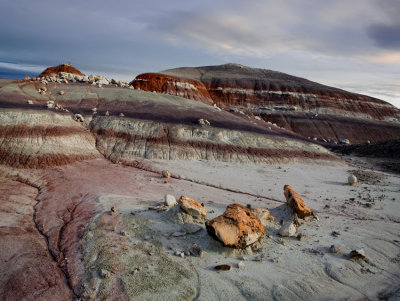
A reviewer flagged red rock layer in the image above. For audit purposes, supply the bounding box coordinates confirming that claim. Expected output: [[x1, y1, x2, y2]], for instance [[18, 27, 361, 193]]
[[38, 64, 84, 77], [130, 73, 213, 105], [0, 178, 73, 300]]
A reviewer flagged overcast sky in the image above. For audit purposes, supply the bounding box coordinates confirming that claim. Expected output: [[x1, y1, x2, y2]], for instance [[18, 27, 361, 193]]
[[1, 0, 399, 107]]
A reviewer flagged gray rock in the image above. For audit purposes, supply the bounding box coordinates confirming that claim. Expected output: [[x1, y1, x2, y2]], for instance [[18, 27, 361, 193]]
[[188, 244, 203, 257], [238, 261, 245, 269], [348, 175, 357, 186], [164, 194, 177, 207], [182, 222, 202, 234], [279, 221, 297, 237]]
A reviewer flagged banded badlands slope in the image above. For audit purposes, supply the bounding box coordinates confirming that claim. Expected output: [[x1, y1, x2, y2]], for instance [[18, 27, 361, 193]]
[[131, 63, 400, 144], [0, 66, 399, 301]]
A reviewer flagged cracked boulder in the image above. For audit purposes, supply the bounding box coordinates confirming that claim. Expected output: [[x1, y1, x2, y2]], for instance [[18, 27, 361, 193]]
[[284, 185, 313, 218], [205, 204, 265, 249]]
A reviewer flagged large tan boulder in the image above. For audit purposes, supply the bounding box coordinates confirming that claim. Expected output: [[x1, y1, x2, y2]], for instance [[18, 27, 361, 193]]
[[205, 204, 265, 249], [178, 195, 206, 219], [284, 185, 313, 218]]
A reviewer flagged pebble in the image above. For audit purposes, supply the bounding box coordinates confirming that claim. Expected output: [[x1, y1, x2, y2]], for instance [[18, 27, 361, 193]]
[[279, 221, 297, 237], [272, 257, 281, 263], [238, 261, 245, 269], [330, 245, 342, 253], [348, 175, 357, 186], [297, 233, 307, 241], [27, 100, 33, 105], [349, 249, 366, 260], [215, 264, 232, 271], [162, 170, 171, 178], [189, 244, 203, 257], [100, 269, 111, 279]]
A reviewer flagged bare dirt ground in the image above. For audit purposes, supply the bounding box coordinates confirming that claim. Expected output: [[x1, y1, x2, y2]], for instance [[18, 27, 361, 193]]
[[0, 156, 399, 300]]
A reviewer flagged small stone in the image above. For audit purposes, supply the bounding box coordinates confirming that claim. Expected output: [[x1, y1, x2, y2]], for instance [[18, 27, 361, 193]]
[[59, 90, 65, 95], [105, 110, 110, 116], [254, 254, 266, 262], [119, 112, 125, 117], [27, 100, 33, 105], [330, 245, 342, 253], [120, 231, 127, 236], [100, 269, 111, 279], [164, 194, 177, 207], [215, 264, 231, 271], [110, 206, 116, 214], [279, 221, 297, 237], [74, 114, 85, 122], [162, 170, 171, 178], [331, 231, 340, 237], [297, 233, 307, 241], [272, 257, 281, 263], [188, 244, 203, 257], [238, 261, 245, 269], [180, 252, 185, 258], [348, 175, 357, 186], [349, 249, 366, 260], [172, 231, 186, 237], [182, 223, 202, 234]]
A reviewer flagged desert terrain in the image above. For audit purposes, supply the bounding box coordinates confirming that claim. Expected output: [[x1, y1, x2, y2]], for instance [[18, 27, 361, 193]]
[[0, 64, 399, 300]]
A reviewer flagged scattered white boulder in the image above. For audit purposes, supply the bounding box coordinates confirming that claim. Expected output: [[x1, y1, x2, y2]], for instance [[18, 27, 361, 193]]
[[27, 100, 33, 105], [164, 194, 177, 207], [340, 139, 350, 145], [198, 118, 210, 126], [348, 175, 357, 186]]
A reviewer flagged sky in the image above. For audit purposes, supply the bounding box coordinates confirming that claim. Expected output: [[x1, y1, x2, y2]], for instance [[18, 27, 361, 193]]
[[0, 0, 399, 107]]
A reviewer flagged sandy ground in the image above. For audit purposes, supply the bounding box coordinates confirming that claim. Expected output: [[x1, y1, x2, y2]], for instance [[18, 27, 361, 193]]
[[1, 157, 399, 300]]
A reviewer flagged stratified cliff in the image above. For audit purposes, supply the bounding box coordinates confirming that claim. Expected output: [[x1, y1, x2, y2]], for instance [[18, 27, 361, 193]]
[[0, 77, 337, 168], [131, 63, 400, 144]]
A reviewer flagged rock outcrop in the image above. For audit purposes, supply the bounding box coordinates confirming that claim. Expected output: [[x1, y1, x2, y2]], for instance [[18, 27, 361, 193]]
[[284, 185, 313, 218], [131, 64, 400, 144], [39, 63, 84, 77], [130, 73, 213, 105], [205, 204, 265, 248]]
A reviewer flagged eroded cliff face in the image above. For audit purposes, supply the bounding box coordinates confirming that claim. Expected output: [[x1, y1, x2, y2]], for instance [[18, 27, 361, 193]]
[[0, 110, 100, 168], [130, 73, 213, 105], [130, 64, 400, 144], [0, 79, 337, 169], [90, 116, 334, 165]]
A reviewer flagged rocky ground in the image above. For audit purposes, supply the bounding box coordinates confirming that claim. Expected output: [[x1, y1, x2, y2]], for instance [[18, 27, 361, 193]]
[[0, 156, 399, 300], [0, 66, 399, 300]]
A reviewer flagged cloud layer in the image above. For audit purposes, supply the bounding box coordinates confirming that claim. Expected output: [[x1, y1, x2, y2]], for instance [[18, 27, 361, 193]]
[[0, 0, 399, 107]]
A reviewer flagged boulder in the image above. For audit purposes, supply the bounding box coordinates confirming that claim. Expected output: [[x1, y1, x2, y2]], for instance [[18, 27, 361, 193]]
[[284, 185, 313, 218], [162, 170, 171, 178], [74, 114, 85, 122], [178, 195, 206, 219], [205, 204, 265, 249]]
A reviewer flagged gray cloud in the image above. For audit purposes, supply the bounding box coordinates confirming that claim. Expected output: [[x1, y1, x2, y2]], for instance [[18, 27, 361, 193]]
[[0, 0, 399, 107]]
